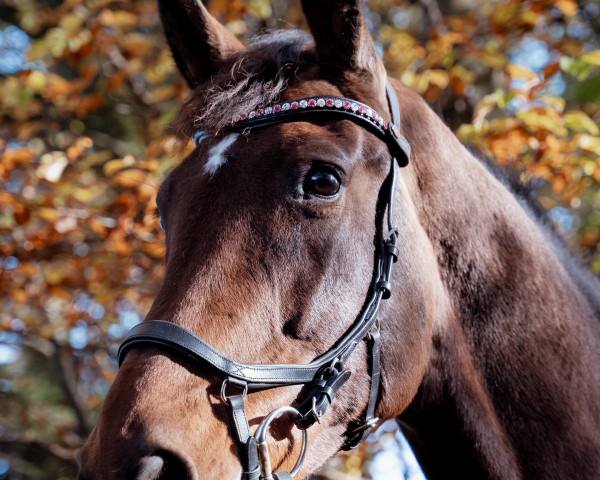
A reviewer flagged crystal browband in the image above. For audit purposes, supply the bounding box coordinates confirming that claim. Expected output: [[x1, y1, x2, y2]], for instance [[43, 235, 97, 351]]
[[193, 95, 411, 166], [233, 97, 387, 127]]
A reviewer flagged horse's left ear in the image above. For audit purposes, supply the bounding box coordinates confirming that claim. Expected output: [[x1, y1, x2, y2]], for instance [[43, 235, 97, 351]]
[[158, 0, 244, 88], [301, 0, 386, 96]]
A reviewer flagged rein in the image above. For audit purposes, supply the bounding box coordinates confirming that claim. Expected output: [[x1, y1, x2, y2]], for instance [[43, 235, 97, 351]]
[[118, 82, 410, 480]]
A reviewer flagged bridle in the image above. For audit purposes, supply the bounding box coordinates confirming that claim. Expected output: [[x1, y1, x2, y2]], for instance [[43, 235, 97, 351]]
[[118, 81, 411, 480]]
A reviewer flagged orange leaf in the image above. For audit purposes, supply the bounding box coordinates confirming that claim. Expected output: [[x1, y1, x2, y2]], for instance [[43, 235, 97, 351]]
[[488, 127, 529, 162], [1, 148, 37, 164], [74, 94, 104, 118], [544, 62, 561, 79], [555, 0, 578, 16]]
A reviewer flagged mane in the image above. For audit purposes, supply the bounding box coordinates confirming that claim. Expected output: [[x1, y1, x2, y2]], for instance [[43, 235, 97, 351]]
[[172, 30, 314, 138], [479, 155, 600, 319]]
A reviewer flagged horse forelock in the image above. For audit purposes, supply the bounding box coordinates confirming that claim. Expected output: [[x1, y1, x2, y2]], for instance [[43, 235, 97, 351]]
[[171, 30, 315, 138]]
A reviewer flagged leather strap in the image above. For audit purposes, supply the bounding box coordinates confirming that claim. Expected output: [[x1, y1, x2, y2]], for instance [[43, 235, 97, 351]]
[[386, 81, 402, 130], [229, 393, 251, 444], [343, 330, 382, 449], [241, 437, 261, 480], [120, 318, 370, 388], [226, 381, 261, 480]]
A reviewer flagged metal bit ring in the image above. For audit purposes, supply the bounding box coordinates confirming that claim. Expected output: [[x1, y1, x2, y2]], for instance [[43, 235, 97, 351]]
[[254, 406, 308, 480]]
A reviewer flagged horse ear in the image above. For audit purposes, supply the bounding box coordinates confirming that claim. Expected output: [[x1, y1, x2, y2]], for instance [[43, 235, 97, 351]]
[[158, 0, 244, 88], [301, 0, 385, 85]]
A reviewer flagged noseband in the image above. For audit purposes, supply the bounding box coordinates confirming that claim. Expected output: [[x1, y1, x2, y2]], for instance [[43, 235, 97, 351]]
[[118, 82, 410, 479]]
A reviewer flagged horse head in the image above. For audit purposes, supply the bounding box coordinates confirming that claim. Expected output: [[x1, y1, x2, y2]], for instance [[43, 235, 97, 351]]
[[78, 1, 442, 478]]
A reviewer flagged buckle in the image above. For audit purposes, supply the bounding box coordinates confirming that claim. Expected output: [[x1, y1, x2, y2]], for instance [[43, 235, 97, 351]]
[[309, 397, 322, 424], [220, 377, 248, 406], [343, 417, 380, 451], [350, 416, 379, 433], [296, 367, 351, 430]]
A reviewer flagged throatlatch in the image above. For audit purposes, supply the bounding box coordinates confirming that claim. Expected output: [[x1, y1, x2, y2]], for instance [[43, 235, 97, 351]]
[[118, 81, 410, 479]]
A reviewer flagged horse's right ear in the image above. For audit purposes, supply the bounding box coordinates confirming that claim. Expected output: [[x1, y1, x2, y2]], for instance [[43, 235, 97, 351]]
[[158, 0, 244, 88]]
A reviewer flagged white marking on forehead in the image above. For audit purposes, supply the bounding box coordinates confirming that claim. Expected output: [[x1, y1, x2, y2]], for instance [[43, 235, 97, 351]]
[[204, 133, 239, 175]]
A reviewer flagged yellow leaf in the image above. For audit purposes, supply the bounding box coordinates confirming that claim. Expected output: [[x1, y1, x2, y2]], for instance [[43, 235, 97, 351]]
[[519, 10, 539, 26], [98, 9, 137, 28], [423, 70, 450, 88], [26, 71, 48, 93], [564, 111, 600, 135], [581, 50, 600, 67], [539, 95, 566, 112], [111, 168, 147, 188], [37, 208, 60, 223], [103, 155, 137, 176], [506, 64, 538, 80], [518, 108, 567, 136]]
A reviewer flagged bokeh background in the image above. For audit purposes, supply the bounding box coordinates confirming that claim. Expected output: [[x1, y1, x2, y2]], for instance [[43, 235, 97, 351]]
[[1, 0, 599, 478]]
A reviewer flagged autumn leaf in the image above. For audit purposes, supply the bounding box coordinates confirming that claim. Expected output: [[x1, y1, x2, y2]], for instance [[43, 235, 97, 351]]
[[506, 64, 538, 80], [564, 111, 600, 135], [555, 0, 579, 16]]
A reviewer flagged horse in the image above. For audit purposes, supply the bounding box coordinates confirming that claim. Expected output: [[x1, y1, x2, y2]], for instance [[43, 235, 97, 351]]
[[77, 0, 600, 479]]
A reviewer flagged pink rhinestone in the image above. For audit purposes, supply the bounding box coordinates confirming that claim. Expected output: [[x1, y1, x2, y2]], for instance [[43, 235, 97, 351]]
[[358, 106, 364, 114], [240, 113, 248, 120], [291, 101, 299, 110], [308, 99, 317, 107], [343, 101, 351, 110], [372, 113, 379, 122], [256, 109, 264, 116], [325, 99, 334, 107], [274, 105, 282, 113]]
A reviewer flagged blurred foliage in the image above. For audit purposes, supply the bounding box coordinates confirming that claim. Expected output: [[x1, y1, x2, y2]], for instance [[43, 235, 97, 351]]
[[0, 0, 599, 478]]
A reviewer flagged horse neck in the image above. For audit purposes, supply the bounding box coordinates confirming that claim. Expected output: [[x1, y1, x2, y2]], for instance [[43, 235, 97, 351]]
[[395, 83, 600, 479]]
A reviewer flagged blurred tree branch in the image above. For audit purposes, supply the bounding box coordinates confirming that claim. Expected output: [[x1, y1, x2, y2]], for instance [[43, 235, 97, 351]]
[[415, 0, 445, 31], [21, 337, 92, 439], [52, 341, 93, 438]]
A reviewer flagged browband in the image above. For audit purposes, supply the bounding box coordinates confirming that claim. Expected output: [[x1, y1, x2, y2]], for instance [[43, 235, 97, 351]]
[[194, 94, 411, 167]]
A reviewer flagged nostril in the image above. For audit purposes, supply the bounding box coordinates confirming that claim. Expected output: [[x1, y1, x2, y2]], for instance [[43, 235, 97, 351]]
[[136, 456, 164, 480], [136, 451, 196, 480]]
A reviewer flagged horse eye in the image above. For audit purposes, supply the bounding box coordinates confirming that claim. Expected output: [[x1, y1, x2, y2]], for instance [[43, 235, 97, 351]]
[[304, 169, 341, 197]]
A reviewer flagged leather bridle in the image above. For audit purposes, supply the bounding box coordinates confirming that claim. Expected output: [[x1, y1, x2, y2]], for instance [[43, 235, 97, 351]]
[[118, 81, 411, 480]]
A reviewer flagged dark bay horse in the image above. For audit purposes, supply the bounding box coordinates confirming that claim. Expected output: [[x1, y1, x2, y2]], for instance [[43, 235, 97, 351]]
[[78, 0, 600, 478]]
